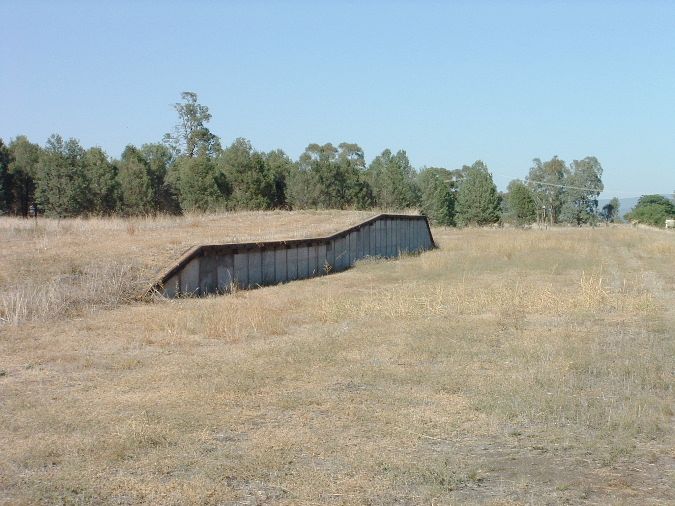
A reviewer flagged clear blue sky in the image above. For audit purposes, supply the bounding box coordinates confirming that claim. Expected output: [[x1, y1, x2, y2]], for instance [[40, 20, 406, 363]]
[[2, 0, 674, 198]]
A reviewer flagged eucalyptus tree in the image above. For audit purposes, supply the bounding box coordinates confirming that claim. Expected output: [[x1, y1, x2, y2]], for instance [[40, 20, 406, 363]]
[[559, 156, 604, 225], [289, 143, 366, 209], [337, 142, 373, 209], [527, 156, 567, 224], [292, 143, 331, 208], [297, 142, 340, 208], [367, 149, 419, 209], [163, 91, 221, 158], [286, 163, 315, 210]]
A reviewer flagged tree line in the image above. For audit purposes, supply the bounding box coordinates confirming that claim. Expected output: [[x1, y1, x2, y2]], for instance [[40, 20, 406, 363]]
[[0, 91, 647, 227]]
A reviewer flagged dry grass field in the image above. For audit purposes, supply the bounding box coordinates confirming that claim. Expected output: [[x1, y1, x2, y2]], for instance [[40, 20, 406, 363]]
[[0, 211, 377, 325], [1, 212, 673, 505]]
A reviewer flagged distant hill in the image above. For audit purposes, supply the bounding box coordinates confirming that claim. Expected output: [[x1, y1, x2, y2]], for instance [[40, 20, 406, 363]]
[[598, 195, 671, 217]]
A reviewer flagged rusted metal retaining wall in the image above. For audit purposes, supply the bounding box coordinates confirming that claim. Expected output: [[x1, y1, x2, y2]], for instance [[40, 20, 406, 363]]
[[151, 214, 435, 298]]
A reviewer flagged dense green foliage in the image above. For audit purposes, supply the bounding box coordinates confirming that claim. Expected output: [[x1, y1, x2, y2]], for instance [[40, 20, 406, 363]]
[[140, 143, 178, 213], [559, 157, 604, 225], [1, 91, 634, 227], [84, 147, 120, 215], [35, 135, 90, 218], [625, 195, 675, 227], [503, 179, 537, 225], [287, 143, 373, 210], [219, 138, 276, 210], [0, 139, 10, 212], [367, 149, 419, 209], [455, 161, 501, 226], [523, 155, 609, 226], [416, 167, 456, 226], [527, 156, 566, 224], [117, 146, 156, 215], [7, 136, 40, 216], [172, 156, 228, 212]]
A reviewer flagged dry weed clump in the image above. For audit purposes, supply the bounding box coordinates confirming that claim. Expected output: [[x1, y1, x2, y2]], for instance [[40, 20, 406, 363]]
[[0, 262, 146, 325], [319, 272, 656, 323], [102, 413, 176, 462], [575, 271, 656, 312], [148, 291, 292, 343], [640, 240, 675, 257]]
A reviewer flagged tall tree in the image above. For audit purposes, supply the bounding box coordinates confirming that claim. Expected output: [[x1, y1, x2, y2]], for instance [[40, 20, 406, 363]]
[[35, 135, 90, 217], [455, 161, 501, 226], [285, 160, 317, 210], [290, 142, 373, 209], [368, 149, 420, 209], [263, 149, 294, 208], [527, 156, 567, 224], [337, 142, 373, 209], [417, 167, 455, 226], [503, 179, 537, 225], [600, 197, 620, 223], [7, 136, 41, 216], [289, 143, 362, 209], [559, 156, 604, 225], [116, 146, 155, 215], [302, 143, 340, 208], [163, 91, 221, 158], [83, 147, 119, 214]]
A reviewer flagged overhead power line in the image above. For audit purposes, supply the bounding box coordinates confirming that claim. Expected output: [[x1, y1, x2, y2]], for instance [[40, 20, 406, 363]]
[[489, 171, 666, 197], [488, 171, 602, 192], [525, 179, 602, 192]]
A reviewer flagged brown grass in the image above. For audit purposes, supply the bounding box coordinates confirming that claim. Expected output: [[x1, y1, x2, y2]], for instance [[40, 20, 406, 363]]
[[0, 218, 673, 504], [0, 210, 378, 325]]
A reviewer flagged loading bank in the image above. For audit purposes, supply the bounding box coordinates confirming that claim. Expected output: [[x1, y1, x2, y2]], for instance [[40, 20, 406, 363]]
[[150, 214, 435, 298]]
